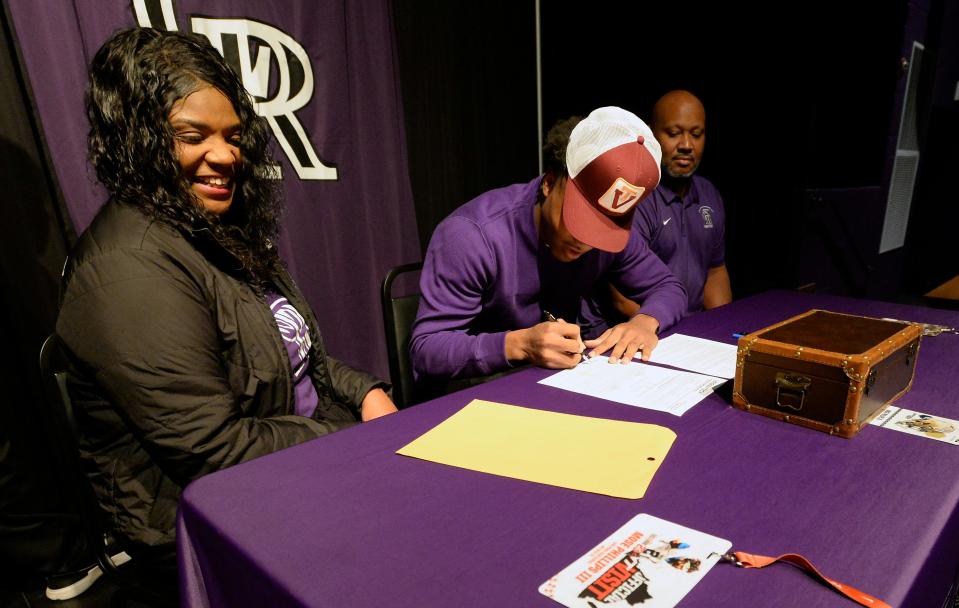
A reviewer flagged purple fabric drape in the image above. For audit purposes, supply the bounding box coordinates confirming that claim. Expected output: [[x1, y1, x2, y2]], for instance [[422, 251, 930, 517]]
[[7, 0, 420, 379]]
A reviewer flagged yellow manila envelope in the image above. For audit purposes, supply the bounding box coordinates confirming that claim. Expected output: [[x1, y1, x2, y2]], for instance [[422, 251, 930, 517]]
[[396, 399, 676, 499]]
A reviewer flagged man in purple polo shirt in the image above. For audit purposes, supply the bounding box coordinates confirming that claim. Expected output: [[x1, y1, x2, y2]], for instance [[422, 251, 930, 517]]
[[410, 107, 687, 387], [609, 90, 731, 318]]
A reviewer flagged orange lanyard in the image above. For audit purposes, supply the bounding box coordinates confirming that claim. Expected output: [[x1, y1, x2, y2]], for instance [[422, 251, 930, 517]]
[[724, 551, 891, 608]]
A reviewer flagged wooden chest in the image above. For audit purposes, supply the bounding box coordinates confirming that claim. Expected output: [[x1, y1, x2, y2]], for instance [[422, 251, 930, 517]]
[[732, 310, 922, 438]]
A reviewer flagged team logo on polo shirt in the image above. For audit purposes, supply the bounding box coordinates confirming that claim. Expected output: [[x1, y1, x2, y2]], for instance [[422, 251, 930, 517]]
[[699, 205, 715, 229], [598, 178, 645, 216]]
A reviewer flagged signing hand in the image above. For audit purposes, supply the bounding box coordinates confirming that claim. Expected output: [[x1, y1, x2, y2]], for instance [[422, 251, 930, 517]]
[[505, 318, 587, 369], [584, 314, 660, 364], [361, 388, 398, 421]]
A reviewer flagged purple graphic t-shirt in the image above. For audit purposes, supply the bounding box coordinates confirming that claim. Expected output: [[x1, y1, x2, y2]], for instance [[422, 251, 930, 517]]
[[267, 293, 320, 418]]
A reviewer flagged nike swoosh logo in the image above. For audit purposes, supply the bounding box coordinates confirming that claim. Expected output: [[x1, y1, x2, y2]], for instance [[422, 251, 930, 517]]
[[663, 218, 671, 226]]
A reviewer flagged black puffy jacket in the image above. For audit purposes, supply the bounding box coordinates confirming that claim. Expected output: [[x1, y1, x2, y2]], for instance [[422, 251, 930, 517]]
[[57, 201, 387, 549]]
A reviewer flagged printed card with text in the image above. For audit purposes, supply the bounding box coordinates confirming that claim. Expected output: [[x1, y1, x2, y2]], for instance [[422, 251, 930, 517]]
[[870, 406, 959, 445], [539, 514, 730, 607]]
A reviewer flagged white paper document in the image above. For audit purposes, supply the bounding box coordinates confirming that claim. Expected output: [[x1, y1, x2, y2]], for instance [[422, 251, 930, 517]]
[[538, 356, 726, 416], [641, 333, 738, 379]]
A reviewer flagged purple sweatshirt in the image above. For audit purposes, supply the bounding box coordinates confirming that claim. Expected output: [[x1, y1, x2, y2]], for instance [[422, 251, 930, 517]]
[[410, 177, 687, 382]]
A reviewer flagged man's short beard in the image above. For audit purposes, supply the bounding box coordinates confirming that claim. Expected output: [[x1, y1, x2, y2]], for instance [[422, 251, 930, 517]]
[[663, 161, 699, 179]]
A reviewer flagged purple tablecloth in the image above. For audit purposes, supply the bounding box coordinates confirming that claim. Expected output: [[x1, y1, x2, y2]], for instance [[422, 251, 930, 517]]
[[177, 291, 959, 607]]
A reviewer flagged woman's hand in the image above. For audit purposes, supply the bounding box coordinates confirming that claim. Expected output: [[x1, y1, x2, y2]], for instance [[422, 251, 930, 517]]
[[361, 388, 398, 421]]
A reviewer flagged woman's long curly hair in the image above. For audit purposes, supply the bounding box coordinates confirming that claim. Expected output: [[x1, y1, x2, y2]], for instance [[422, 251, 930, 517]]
[[87, 27, 281, 288]]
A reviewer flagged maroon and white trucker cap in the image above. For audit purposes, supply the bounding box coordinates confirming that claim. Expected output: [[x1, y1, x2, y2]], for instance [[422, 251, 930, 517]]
[[563, 106, 661, 253]]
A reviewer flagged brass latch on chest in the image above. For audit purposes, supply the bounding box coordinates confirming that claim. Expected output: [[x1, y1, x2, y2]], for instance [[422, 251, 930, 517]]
[[775, 372, 811, 411]]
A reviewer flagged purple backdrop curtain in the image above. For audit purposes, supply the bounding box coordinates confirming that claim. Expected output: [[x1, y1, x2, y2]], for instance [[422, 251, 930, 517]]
[[6, 0, 420, 380]]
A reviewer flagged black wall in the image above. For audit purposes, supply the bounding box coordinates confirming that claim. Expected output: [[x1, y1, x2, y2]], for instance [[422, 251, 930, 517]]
[[395, 2, 959, 303], [904, 0, 959, 297], [544, 2, 909, 299], [393, 0, 539, 254]]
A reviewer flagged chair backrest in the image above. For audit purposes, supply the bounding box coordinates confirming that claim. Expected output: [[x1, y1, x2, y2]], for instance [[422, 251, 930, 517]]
[[381, 262, 423, 409], [38, 334, 122, 579]]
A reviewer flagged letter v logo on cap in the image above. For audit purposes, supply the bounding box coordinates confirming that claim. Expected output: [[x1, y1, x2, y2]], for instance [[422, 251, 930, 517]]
[[599, 178, 645, 215]]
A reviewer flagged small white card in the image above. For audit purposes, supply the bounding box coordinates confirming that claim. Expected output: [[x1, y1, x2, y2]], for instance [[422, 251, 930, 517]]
[[870, 406, 959, 445], [539, 514, 731, 607]]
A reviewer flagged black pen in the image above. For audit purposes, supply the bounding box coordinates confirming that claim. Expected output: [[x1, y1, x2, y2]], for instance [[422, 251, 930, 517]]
[[543, 310, 591, 361]]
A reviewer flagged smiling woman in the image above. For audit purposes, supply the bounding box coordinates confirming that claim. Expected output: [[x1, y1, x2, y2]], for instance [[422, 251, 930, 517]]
[[55, 27, 396, 596], [84, 27, 278, 288], [169, 86, 242, 215]]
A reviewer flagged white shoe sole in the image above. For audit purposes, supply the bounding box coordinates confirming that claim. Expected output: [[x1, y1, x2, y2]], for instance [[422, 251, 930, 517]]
[[45, 551, 132, 601]]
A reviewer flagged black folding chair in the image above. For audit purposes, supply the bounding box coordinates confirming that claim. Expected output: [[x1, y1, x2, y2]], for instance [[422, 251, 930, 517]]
[[38, 334, 174, 606], [380, 262, 423, 409]]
